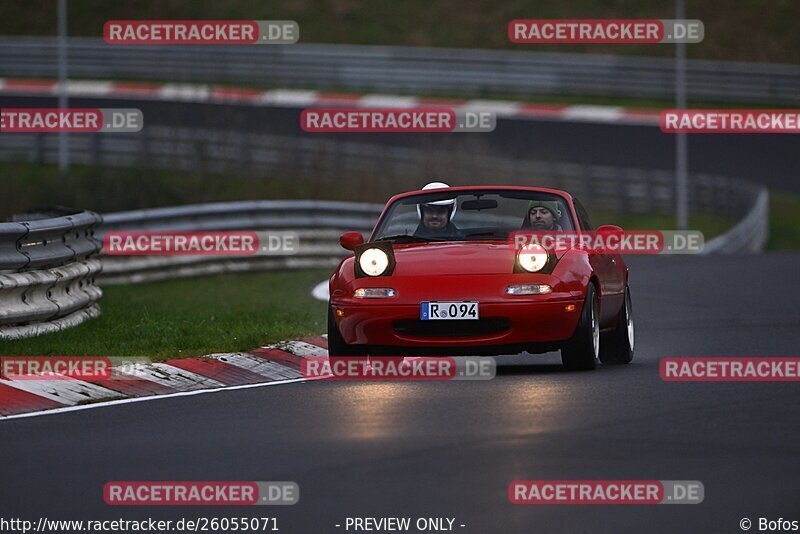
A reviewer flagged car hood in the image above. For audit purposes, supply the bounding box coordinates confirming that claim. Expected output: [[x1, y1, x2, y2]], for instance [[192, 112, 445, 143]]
[[391, 241, 516, 276]]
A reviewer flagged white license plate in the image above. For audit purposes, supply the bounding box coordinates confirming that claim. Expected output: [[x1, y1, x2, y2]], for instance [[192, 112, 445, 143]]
[[420, 301, 479, 320]]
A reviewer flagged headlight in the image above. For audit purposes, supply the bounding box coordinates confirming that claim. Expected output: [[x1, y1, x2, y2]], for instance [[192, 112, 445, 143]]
[[517, 243, 549, 272], [359, 247, 390, 277]]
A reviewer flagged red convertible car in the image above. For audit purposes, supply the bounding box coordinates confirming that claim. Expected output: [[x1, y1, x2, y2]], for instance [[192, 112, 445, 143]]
[[327, 183, 634, 370]]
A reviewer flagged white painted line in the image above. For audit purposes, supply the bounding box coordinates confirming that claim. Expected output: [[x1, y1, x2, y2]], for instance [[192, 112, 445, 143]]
[[460, 100, 522, 117], [158, 83, 212, 102], [563, 105, 624, 122], [0, 377, 308, 422], [312, 280, 329, 301], [258, 89, 319, 106], [0, 377, 120, 406], [63, 80, 113, 96], [277, 340, 328, 358], [358, 94, 419, 108], [210, 353, 302, 380]]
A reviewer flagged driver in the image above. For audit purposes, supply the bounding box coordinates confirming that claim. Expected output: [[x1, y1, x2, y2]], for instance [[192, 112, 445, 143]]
[[413, 182, 462, 239], [522, 200, 562, 231]]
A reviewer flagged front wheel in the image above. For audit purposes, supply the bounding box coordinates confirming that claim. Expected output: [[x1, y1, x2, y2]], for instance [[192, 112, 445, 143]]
[[599, 285, 634, 365], [327, 303, 366, 357], [561, 283, 600, 371]]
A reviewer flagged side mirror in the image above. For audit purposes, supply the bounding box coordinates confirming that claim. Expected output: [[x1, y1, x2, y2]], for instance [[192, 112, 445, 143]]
[[340, 231, 365, 251], [594, 225, 623, 255]]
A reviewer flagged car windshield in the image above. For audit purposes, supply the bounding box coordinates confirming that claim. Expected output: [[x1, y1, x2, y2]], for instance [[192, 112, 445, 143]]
[[372, 190, 575, 242]]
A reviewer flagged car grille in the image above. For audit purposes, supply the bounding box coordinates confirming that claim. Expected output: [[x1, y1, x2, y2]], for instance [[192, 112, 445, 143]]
[[392, 318, 511, 338]]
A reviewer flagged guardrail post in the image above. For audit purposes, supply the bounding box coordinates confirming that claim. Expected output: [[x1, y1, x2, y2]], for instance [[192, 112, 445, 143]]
[[57, 0, 70, 176], [675, 0, 689, 230]]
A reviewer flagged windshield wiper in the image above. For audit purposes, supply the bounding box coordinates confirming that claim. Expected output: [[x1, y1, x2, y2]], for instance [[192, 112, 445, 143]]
[[464, 231, 509, 240], [376, 234, 444, 243]]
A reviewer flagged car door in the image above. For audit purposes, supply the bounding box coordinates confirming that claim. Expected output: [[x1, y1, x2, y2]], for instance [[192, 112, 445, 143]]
[[573, 198, 620, 326]]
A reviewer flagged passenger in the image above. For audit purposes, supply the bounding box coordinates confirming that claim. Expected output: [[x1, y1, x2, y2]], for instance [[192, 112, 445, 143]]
[[522, 200, 562, 231]]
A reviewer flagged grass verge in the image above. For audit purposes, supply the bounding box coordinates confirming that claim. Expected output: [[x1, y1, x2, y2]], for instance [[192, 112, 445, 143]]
[[0, 269, 329, 359], [767, 194, 800, 251], [591, 211, 736, 242]]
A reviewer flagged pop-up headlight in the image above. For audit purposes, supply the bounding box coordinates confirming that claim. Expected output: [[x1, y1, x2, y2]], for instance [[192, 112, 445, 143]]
[[354, 242, 396, 278]]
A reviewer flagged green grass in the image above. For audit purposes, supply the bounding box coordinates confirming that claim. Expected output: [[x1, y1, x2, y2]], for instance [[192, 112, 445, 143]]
[[767, 193, 800, 250], [0, 161, 405, 218], [0, 269, 329, 359], [591, 211, 735, 240], [595, 192, 800, 251], [2, 0, 799, 63]]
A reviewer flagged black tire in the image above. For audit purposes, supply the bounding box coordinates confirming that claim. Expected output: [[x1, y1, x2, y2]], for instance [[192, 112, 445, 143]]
[[561, 283, 600, 371], [327, 303, 366, 357], [599, 285, 634, 365]]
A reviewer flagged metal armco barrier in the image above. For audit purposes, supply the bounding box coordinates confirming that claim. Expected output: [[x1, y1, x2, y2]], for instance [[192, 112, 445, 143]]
[[97, 182, 766, 285], [98, 205, 381, 284], [0, 37, 799, 104], [0, 208, 103, 271], [98, 201, 382, 284], [703, 189, 769, 254], [0, 210, 103, 340], [100, 201, 382, 234]]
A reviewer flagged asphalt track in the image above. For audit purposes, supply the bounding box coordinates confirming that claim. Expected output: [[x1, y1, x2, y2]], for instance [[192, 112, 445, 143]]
[[1, 253, 799, 533], [2, 95, 800, 194]]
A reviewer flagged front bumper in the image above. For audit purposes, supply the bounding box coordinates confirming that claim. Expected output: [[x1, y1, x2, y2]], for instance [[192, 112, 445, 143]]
[[331, 274, 584, 350]]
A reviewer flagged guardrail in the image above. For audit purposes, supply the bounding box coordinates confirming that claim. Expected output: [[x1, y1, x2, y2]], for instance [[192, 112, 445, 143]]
[[703, 188, 769, 254], [97, 181, 766, 285], [1, 37, 799, 104], [1, 209, 102, 270], [98, 202, 381, 284], [100, 200, 382, 234], [0, 209, 103, 340]]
